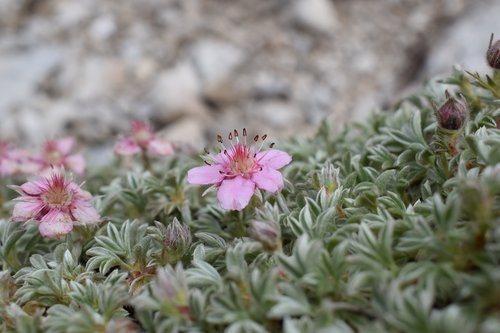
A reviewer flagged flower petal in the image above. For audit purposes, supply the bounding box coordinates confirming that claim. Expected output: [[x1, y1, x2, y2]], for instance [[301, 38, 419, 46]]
[[70, 184, 93, 201], [187, 165, 224, 185], [11, 201, 44, 222], [55, 137, 75, 155], [0, 158, 18, 176], [114, 138, 141, 155], [39, 210, 73, 238], [65, 154, 86, 175], [217, 176, 255, 211], [72, 202, 100, 225], [255, 149, 292, 170], [252, 166, 284, 193], [20, 180, 47, 196], [19, 158, 43, 174], [147, 139, 174, 156]]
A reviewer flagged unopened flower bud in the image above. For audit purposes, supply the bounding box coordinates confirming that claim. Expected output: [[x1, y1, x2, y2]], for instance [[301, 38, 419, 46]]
[[319, 162, 341, 193], [487, 33, 500, 69], [154, 264, 191, 318], [433, 90, 468, 131], [164, 218, 191, 262], [248, 220, 281, 252]]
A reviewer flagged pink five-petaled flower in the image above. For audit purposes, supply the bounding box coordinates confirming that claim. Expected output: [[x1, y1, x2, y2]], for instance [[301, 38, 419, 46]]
[[10, 170, 100, 239], [32, 138, 86, 176], [187, 129, 292, 211], [115, 121, 174, 157]]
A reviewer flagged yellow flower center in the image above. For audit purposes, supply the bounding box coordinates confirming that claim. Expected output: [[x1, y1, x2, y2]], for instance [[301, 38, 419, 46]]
[[46, 150, 63, 164], [42, 187, 72, 208]]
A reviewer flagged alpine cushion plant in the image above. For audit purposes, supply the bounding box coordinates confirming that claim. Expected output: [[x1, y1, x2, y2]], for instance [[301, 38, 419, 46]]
[[187, 129, 292, 210], [10, 170, 100, 238], [2, 39, 500, 333]]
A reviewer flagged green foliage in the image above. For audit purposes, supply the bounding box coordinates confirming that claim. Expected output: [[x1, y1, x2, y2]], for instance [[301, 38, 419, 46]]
[[1, 68, 500, 332]]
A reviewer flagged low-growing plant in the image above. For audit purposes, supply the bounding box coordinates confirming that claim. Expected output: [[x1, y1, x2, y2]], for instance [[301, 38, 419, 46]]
[[1, 42, 500, 333]]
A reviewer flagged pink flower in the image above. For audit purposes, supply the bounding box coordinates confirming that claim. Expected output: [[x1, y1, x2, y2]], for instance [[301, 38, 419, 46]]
[[187, 129, 292, 211], [10, 170, 100, 239], [0, 142, 29, 177], [31, 138, 85, 176], [115, 121, 174, 157]]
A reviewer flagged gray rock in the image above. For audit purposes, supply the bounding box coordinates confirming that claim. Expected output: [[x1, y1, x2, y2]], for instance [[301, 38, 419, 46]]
[[89, 14, 117, 41], [252, 71, 291, 100], [424, 0, 500, 76], [302, 84, 333, 125], [292, 0, 337, 34], [162, 117, 205, 147], [151, 61, 202, 120], [54, 0, 93, 28], [71, 57, 127, 100], [254, 101, 303, 129], [0, 47, 63, 111], [188, 39, 245, 91]]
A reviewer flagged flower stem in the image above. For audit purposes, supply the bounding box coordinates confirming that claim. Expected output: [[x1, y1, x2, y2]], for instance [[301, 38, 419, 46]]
[[439, 152, 450, 179], [141, 150, 151, 171]]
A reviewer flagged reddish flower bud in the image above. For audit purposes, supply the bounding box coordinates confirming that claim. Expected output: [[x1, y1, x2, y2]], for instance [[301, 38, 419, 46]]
[[248, 219, 281, 252], [487, 33, 500, 69], [433, 91, 468, 131]]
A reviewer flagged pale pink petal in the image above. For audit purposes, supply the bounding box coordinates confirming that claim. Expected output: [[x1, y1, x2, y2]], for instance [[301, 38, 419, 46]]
[[11, 201, 44, 222], [0, 158, 18, 176], [20, 180, 47, 196], [215, 152, 230, 166], [65, 154, 85, 175], [251, 166, 284, 193], [187, 165, 224, 185], [72, 202, 100, 225], [39, 210, 73, 239], [217, 176, 255, 211], [147, 139, 174, 156], [55, 137, 75, 155], [114, 137, 141, 155], [255, 149, 292, 170], [69, 184, 93, 201], [19, 158, 44, 174]]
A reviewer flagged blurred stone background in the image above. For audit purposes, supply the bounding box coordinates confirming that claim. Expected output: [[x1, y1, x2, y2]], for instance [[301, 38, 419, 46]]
[[0, 0, 499, 149]]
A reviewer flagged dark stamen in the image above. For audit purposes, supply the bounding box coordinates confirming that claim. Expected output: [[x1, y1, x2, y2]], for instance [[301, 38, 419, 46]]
[[224, 149, 228, 155], [254, 135, 259, 142], [243, 128, 247, 136], [204, 147, 210, 155], [234, 129, 239, 137], [229, 132, 233, 140], [217, 134, 223, 143], [262, 134, 267, 141], [270, 142, 275, 148], [204, 161, 212, 166]]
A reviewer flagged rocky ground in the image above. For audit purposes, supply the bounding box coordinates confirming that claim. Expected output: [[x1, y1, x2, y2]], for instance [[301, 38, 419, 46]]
[[0, 0, 498, 150]]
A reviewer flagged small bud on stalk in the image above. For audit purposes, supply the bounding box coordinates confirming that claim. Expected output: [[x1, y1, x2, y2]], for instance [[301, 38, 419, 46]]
[[164, 218, 192, 263], [487, 33, 500, 69], [433, 90, 468, 131], [432, 91, 469, 164], [248, 219, 281, 252], [319, 162, 341, 194]]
